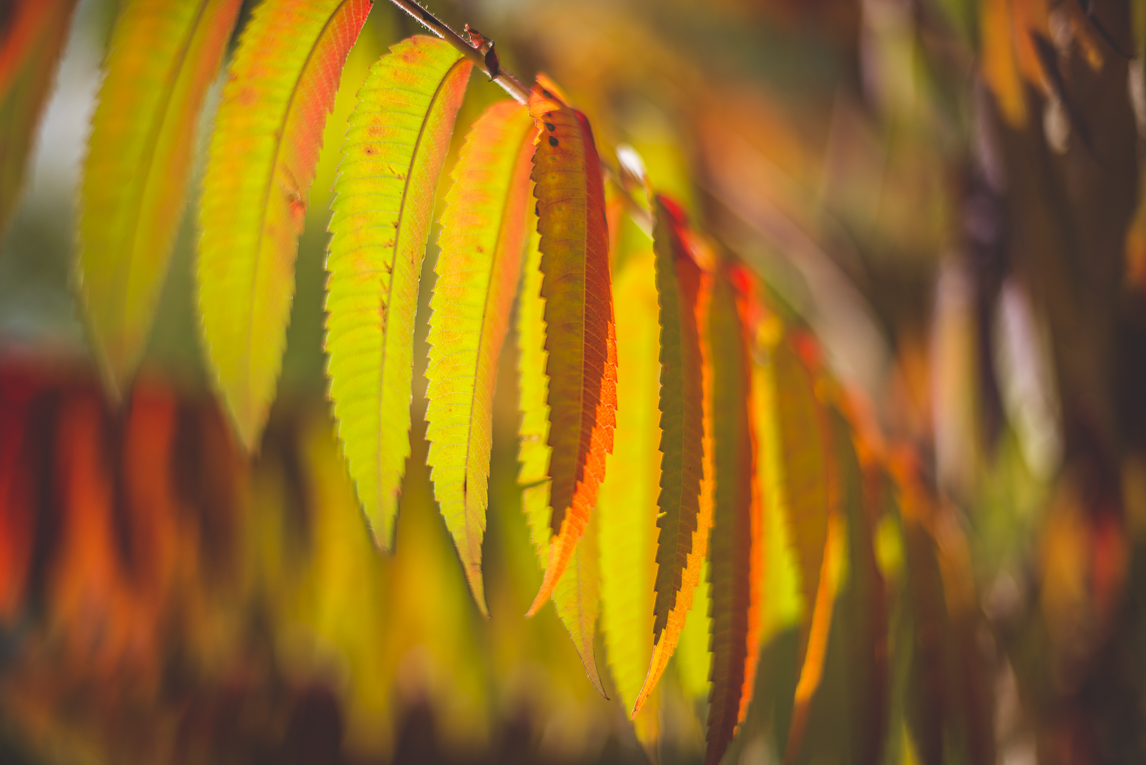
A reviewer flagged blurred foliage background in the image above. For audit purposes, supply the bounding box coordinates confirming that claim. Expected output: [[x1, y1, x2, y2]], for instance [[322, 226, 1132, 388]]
[[2, 0, 1145, 762]]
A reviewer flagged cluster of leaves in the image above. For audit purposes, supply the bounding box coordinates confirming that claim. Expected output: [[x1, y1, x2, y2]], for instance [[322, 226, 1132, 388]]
[[7, 0, 1138, 762]]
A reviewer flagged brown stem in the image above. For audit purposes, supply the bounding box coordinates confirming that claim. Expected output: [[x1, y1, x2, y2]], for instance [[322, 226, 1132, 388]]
[[384, 0, 654, 234], [385, 0, 530, 103]]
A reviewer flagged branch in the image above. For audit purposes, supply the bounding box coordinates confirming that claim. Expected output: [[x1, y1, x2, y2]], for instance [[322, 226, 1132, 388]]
[[386, 0, 654, 234], [386, 0, 530, 103]]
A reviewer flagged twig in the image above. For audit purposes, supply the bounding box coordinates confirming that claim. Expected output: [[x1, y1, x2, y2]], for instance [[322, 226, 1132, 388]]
[[386, 0, 655, 234], [386, 0, 530, 103]]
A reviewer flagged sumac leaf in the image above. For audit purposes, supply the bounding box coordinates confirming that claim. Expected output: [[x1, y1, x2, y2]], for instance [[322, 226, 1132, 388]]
[[198, 0, 372, 449], [80, 0, 242, 393], [525, 79, 617, 616]]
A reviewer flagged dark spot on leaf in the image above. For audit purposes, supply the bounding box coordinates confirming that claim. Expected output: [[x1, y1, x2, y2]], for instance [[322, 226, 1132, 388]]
[[545, 122, 555, 132], [364, 146, 375, 155], [535, 202, 540, 216], [548, 136, 559, 147]]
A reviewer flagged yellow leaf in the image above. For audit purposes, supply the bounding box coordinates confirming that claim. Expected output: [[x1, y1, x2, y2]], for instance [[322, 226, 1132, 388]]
[[426, 100, 535, 615], [325, 35, 472, 548], [198, 0, 373, 449], [80, 0, 243, 393]]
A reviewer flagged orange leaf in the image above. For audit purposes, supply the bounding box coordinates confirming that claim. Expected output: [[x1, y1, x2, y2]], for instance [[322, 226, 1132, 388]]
[[633, 195, 713, 715], [704, 269, 762, 765], [525, 78, 617, 615]]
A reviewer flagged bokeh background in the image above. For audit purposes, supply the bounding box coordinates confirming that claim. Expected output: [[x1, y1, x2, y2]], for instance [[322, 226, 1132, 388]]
[[2, 0, 1145, 762]]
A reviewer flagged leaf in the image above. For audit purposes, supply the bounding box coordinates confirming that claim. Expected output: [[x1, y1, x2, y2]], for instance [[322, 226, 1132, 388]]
[[705, 269, 761, 765], [634, 195, 713, 716], [598, 247, 662, 745], [764, 337, 832, 648], [198, 0, 373, 450], [978, 0, 1049, 127], [325, 36, 472, 549], [784, 510, 844, 765], [0, 0, 78, 235], [426, 100, 535, 615], [80, 0, 243, 394], [758, 335, 843, 764], [0, 369, 40, 620], [519, 221, 607, 697], [525, 79, 617, 616], [832, 407, 888, 765]]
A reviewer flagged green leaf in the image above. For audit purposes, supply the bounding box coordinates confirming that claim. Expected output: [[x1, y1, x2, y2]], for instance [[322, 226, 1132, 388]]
[[598, 246, 662, 746], [0, 0, 78, 235], [80, 0, 243, 394], [427, 100, 535, 615], [198, 0, 373, 449], [326, 35, 472, 549]]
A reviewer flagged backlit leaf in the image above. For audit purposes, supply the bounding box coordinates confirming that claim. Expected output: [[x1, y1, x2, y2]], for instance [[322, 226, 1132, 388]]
[[0, 0, 78, 234], [198, 0, 373, 449], [765, 337, 832, 645], [525, 79, 617, 615], [634, 195, 713, 715], [784, 510, 844, 764], [598, 246, 661, 745], [519, 222, 607, 697], [426, 100, 535, 614], [833, 407, 888, 765], [325, 36, 472, 548], [80, 0, 243, 394], [705, 269, 761, 765]]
